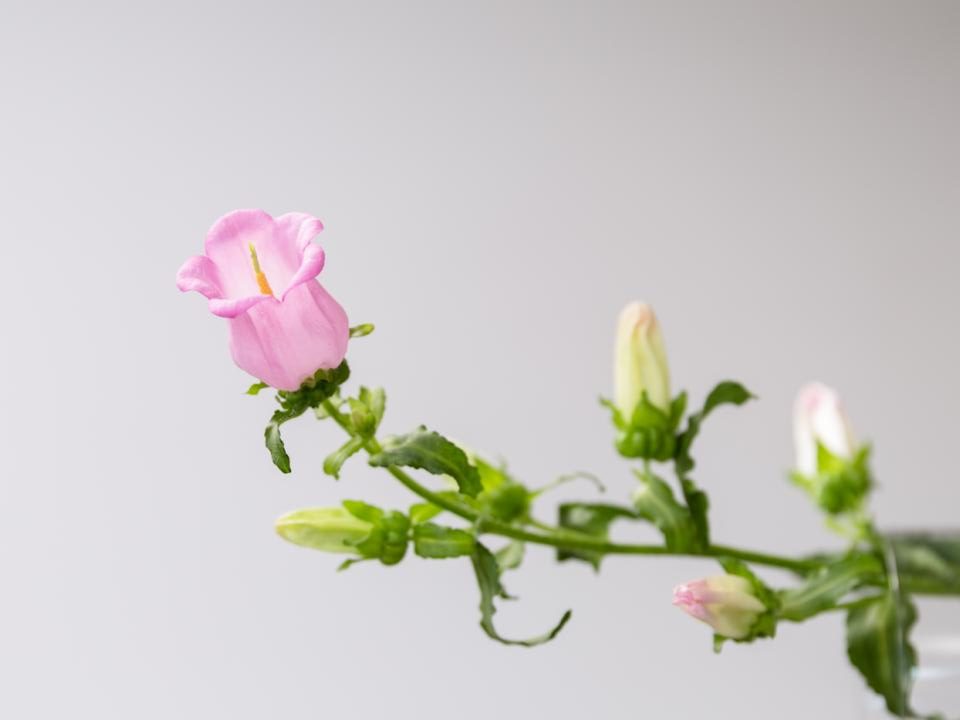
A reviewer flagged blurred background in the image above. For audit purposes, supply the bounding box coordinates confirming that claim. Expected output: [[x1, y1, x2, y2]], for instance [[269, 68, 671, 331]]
[[1, 1, 958, 717]]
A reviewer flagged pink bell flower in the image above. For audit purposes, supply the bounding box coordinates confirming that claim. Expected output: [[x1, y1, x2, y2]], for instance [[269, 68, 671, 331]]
[[176, 209, 349, 391], [673, 574, 766, 639]]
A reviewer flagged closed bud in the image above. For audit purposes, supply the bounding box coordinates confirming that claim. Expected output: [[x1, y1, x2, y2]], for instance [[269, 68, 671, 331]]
[[275, 507, 374, 554], [793, 382, 856, 477], [673, 574, 766, 639], [614, 302, 671, 420]]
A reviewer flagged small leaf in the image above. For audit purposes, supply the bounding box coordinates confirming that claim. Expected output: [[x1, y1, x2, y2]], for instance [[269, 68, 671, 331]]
[[409, 502, 444, 525], [246, 381, 269, 395], [846, 592, 921, 718], [369, 427, 483, 498], [702, 381, 755, 417], [557, 503, 638, 570], [413, 523, 476, 559], [322, 436, 365, 479], [679, 477, 710, 551], [779, 555, 884, 622], [349, 323, 375, 338], [472, 543, 572, 647], [265, 412, 292, 473], [495, 541, 525, 572], [631, 471, 696, 552], [891, 532, 960, 595]]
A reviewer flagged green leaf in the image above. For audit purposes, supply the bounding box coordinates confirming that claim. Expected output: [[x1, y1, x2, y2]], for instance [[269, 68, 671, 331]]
[[322, 436, 365, 479], [846, 592, 922, 718], [413, 523, 476, 559], [495, 541, 525, 572], [679, 478, 710, 551], [891, 533, 960, 595], [263, 361, 351, 473], [246, 381, 269, 395], [471, 543, 572, 647], [409, 502, 444, 525], [369, 427, 483, 498], [349, 323, 375, 338], [631, 471, 697, 552], [557, 503, 638, 570], [779, 555, 884, 622], [265, 413, 292, 474], [702, 381, 755, 417]]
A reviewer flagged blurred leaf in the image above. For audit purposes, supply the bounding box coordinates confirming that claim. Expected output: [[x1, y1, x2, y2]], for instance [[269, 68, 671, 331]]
[[891, 533, 960, 596], [472, 543, 571, 646], [370, 427, 483, 497], [322, 436, 365, 479], [779, 555, 884, 622], [495, 541, 525, 572], [631, 471, 697, 552], [349, 323, 375, 338], [246, 382, 269, 395], [409, 502, 444, 525], [557, 502, 638, 570], [413, 523, 475, 559]]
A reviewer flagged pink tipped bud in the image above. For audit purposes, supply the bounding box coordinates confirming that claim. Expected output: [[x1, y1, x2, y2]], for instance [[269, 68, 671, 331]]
[[793, 382, 856, 477], [672, 574, 766, 639]]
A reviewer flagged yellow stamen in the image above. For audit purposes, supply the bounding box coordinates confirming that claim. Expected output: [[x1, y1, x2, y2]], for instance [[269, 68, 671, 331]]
[[248, 243, 274, 296]]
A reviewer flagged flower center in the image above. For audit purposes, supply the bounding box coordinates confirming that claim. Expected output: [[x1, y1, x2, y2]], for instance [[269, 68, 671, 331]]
[[248, 243, 275, 296]]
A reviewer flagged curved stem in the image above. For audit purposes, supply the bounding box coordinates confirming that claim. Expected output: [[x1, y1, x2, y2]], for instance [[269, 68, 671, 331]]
[[321, 399, 817, 574]]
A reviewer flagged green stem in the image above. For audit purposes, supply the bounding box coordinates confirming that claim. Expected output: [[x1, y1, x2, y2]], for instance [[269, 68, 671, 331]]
[[321, 399, 817, 574]]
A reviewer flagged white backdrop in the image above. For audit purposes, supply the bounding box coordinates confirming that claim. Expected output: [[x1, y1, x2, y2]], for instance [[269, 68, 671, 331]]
[[2, 2, 958, 718]]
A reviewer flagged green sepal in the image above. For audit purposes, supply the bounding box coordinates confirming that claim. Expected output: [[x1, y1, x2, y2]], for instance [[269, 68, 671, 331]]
[[779, 555, 884, 622], [262, 361, 351, 473], [246, 381, 269, 395], [348, 323, 375, 338], [614, 393, 678, 461], [846, 592, 930, 719], [495, 541, 525, 572], [793, 444, 873, 516], [471, 543, 572, 647], [341, 500, 410, 565], [715, 557, 779, 647], [413, 523, 476, 559], [347, 386, 386, 438], [631, 470, 697, 552], [369, 427, 483, 498], [322, 436, 366, 480], [556, 502, 638, 570]]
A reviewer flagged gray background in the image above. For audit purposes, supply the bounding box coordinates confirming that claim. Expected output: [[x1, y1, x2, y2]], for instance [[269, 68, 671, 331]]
[[2, 1, 958, 718]]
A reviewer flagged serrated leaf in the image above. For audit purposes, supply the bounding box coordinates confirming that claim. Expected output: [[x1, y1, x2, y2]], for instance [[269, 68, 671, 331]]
[[369, 427, 483, 498], [322, 436, 365, 479], [413, 523, 475, 558], [472, 543, 572, 647], [846, 592, 921, 718], [631, 471, 696, 552], [779, 555, 883, 622], [557, 503, 638, 569]]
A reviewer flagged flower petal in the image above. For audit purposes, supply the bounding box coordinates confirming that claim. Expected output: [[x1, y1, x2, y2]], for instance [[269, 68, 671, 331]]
[[176, 255, 222, 299], [208, 293, 274, 319], [280, 243, 325, 300]]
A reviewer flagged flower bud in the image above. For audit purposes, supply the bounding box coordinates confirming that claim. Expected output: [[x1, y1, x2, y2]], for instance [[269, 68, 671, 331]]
[[672, 574, 766, 639], [614, 302, 671, 419], [275, 507, 374, 554], [793, 382, 855, 477]]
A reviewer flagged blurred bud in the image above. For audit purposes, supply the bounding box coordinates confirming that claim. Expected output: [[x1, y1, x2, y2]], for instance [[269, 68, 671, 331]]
[[793, 382, 855, 477], [275, 507, 373, 554], [614, 302, 671, 419], [672, 574, 766, 639]]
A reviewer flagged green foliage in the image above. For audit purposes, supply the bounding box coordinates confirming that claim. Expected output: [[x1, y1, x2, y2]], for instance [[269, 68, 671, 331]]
[[471, 543, 572, 646], [631, 470, 697, 552], [348, 386, 386, 438], [409, 502, 444, 525], [495, 541, 525, 572], [323, 436, 365, 479], [791, 445, 872, 516], [715, 558, 779, 647], [246, 381, 269, 395], [674, 380, 756, 551], [348, 323, 375, 338], [846, 592, 926, 719], [611, 393, 679, 461], [556, 503, 638, 570], [413, 523, 476, 559], [340, 500, 410, 566], [779, 555, 884, 622], [890, 533, 960, 595], [370, 427, 483, 498], [263, 362, 351, 473]]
